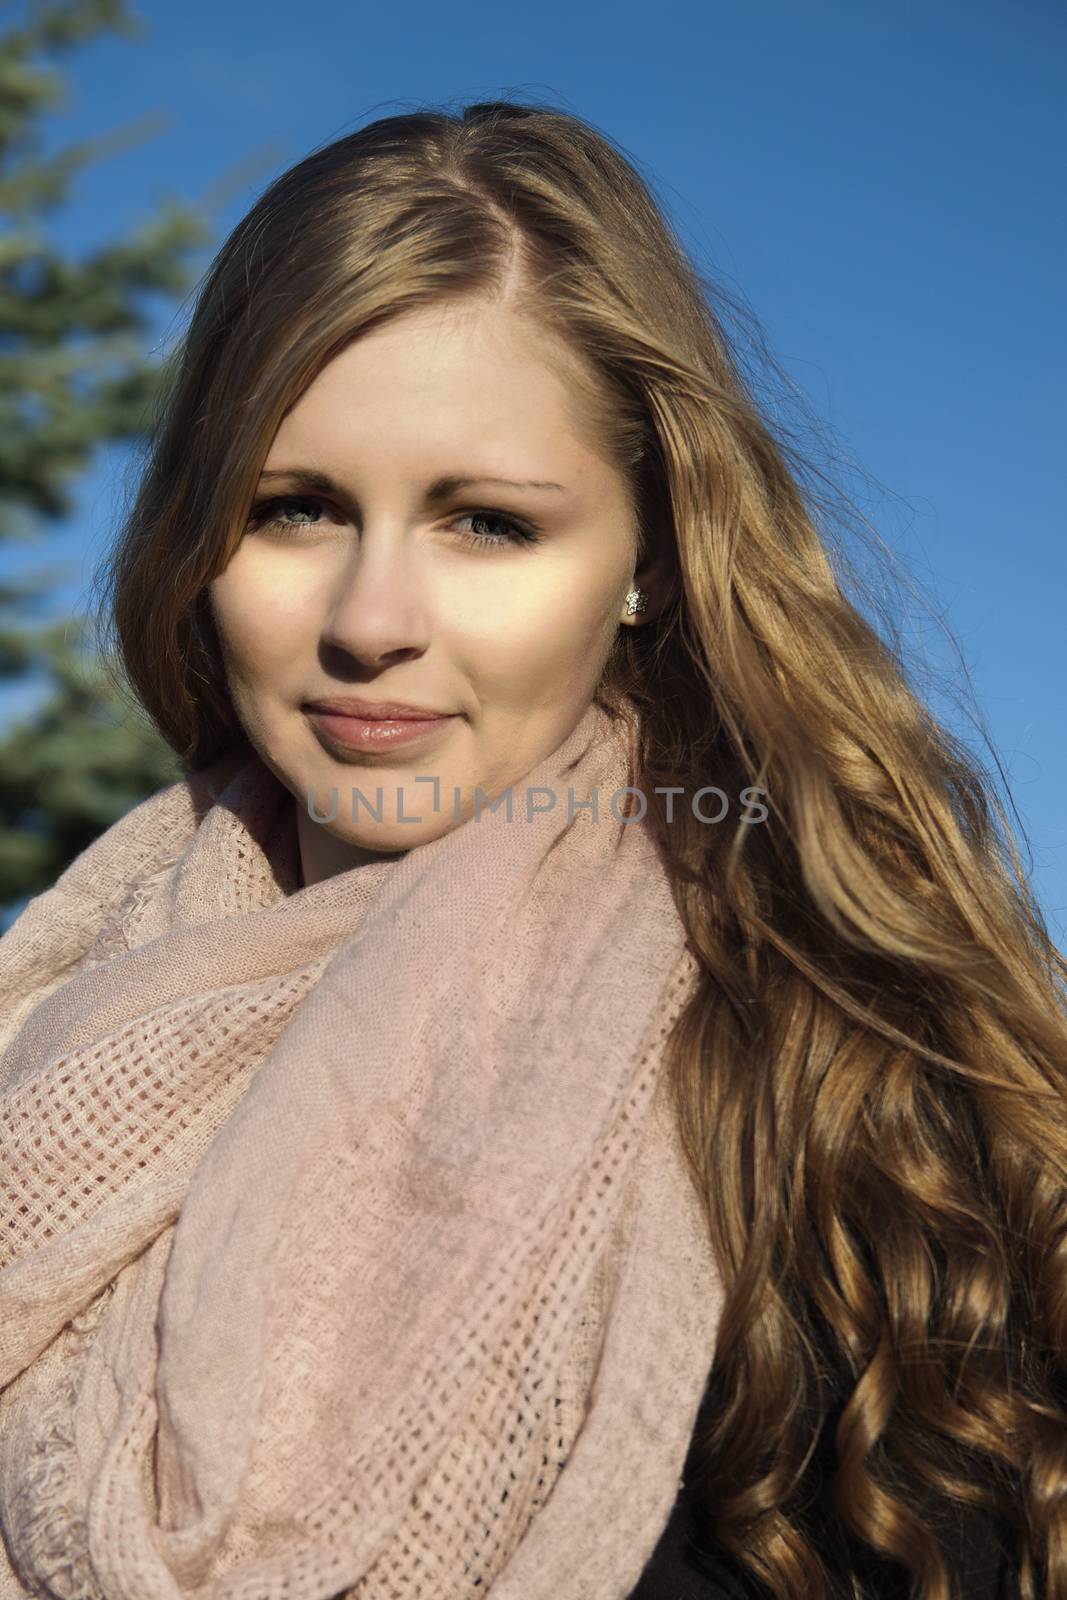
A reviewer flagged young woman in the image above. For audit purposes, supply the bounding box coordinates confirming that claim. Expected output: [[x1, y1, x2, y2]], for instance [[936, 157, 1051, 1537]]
[[0, 100, 1063, 1600]]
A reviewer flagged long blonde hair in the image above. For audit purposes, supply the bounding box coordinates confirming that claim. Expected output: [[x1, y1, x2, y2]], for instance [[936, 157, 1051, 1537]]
[[97, 97, 1067, 1599]]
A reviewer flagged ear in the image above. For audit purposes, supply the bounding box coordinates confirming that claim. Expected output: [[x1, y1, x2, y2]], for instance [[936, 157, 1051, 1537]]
[[618, 539, 680, 626]]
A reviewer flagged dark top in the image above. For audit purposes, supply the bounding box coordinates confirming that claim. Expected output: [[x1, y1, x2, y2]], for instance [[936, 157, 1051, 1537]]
[[627, 1393, 1021, 1600], [627, 1476, 1019, 1599]]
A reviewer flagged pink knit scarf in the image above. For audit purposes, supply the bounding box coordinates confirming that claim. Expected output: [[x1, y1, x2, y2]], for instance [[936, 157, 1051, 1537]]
[[0, 697, 723, 1600]]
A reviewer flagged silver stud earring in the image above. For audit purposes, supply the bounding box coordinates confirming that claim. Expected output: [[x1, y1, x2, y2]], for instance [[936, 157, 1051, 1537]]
[[625, 588, 649, 617]]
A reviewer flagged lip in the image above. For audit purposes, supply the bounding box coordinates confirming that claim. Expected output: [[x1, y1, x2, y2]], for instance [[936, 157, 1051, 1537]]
[[305, 707, 456, 752], [303, 697, 453, 719]]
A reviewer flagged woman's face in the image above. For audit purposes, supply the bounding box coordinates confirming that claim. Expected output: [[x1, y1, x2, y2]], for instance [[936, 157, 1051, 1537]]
[[208, 298, 663, 885]]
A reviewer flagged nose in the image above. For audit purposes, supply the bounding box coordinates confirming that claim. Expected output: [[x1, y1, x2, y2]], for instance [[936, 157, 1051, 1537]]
[[318, 526, 431, 671]]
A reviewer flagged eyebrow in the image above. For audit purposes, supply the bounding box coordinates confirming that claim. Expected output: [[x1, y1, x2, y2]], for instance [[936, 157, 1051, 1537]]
[[257, 467, 566, 500]]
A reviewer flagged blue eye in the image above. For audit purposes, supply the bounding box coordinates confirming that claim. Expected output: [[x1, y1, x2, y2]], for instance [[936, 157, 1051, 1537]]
[[452, 509, 543, 549], [246, 495, 326, 536], [246, 494, 543, 550]]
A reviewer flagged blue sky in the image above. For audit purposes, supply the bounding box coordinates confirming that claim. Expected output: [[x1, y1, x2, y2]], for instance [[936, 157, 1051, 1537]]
[[3, 0, 1064, 941]]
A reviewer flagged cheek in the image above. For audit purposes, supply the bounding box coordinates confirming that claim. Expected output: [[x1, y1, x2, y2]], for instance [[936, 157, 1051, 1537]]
[[449, 566, 619, 689], [209, 554, 315, 681]]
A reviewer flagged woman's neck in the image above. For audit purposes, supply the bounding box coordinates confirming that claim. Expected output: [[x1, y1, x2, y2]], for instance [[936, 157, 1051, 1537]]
[[294, 801, 409, 889]]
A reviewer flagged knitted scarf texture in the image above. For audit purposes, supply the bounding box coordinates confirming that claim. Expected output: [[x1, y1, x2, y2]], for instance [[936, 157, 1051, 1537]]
[[0, 697, 723, 1600]]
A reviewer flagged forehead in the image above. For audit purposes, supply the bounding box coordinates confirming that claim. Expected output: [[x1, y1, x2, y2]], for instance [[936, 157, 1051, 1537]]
[[269, 302, 606, 473]]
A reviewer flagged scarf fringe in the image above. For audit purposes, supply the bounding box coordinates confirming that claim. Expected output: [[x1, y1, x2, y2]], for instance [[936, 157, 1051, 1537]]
[[4, 1285, 116, 1600]]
